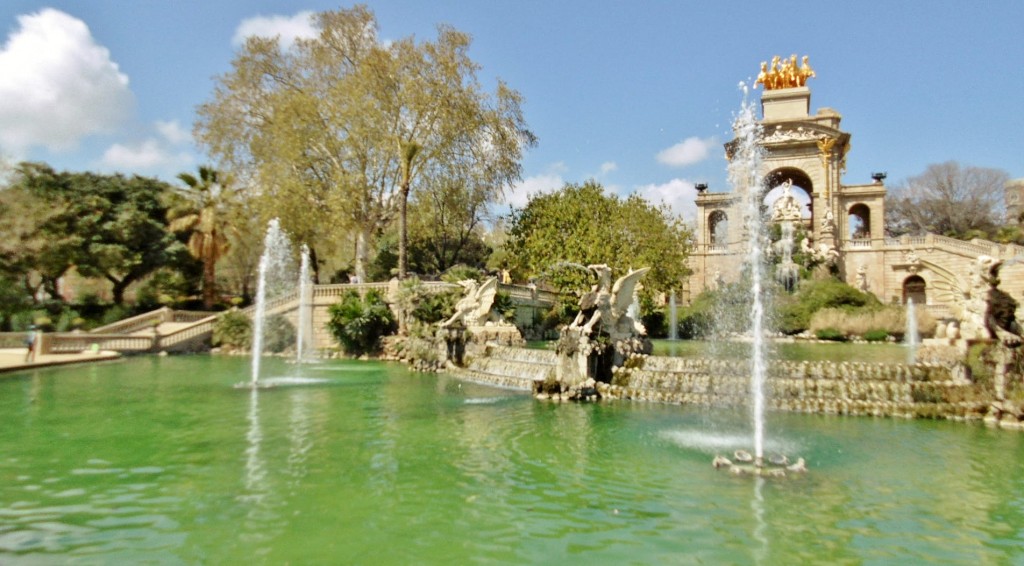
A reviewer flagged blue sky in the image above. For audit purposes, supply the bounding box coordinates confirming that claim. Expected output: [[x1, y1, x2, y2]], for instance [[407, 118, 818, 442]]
[[1, 1, 1022, 221]]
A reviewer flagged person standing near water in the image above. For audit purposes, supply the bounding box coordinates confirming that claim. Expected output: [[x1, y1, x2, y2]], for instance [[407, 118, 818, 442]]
[[24, 325, 36, 362]]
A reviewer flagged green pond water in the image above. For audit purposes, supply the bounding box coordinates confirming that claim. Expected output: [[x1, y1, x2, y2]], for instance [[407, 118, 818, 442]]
[[2, 355, 1023, 564]]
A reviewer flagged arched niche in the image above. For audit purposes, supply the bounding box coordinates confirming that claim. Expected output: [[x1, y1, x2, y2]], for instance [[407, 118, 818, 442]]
[[707, 210, 729, 248], [764, 168, 814, 221], [848, 203, 871, 239], [903, 275, 926, 305]]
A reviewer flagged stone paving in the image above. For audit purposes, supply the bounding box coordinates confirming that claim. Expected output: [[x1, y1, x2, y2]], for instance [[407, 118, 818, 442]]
[[0, 348, 121, 374]]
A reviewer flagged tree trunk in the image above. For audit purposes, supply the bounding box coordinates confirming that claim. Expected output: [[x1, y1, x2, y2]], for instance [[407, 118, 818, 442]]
[[398, 183, 410, 280], [202, 258, 217, 310], [309, 246, 321, 284], [111, 278, 129, 305], [354, 228, 370, 283]]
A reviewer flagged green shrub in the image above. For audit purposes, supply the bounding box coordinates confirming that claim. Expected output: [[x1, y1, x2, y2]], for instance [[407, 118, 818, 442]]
[[213, 310, 252, 349], [262, 314, 296, 353], [814, 327, 848, 342], [440, 264, 484, 284], [327, 290, 396, 355], [863, 329, 889, 342], [492, 291, 516, 322]]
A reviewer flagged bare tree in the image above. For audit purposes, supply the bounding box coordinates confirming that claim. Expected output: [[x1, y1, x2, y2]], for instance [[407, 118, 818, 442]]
[[885, 161, 1009, 238]]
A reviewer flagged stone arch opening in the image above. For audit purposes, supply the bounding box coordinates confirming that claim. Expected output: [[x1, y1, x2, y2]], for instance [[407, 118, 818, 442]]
[[848, 203, 871, 239], [903, 275, 926, 305], [764, 168, 814, 224], [708, 210, 728, 248]]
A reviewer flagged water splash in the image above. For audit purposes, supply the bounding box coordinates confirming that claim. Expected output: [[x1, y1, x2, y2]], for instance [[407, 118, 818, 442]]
[[905, 297, 919, 364], [728, 86, 769, 463], [296, 245, 315, 365], [251, 219, 294, 386]]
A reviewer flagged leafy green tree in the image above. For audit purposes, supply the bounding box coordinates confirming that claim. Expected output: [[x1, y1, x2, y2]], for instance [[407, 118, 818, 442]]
[[8, 163, 183, 305], [406, 175, 495, 275], [168, 166, 240, 309], [196, 6, 534, 282], [504, 181, 692, 296]]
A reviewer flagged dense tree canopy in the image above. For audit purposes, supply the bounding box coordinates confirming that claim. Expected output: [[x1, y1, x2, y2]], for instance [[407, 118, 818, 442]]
[[885, 161, 1009, 238], [195, 5, 534, 282], [1, 163, 185, 305], [504, 181, 692, 295]]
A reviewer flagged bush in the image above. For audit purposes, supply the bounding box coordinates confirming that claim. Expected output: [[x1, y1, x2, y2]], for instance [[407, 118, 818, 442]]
[[213, 310, 252, 350], [863, 329, 889, 342], [774, 279, 881, 335], [814, 327, 848, 341], [809, 305, 936, 339], [262, 314, 296, 353], [492, 291, 516, 323], [327, 290, 396, 355]]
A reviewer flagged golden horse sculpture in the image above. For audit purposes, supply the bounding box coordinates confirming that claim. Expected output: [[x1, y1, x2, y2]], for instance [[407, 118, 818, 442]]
[[755, 54, 815, 90]]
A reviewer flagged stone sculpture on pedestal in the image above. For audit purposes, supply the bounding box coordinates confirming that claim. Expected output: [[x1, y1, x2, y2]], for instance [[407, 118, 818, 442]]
[[553, 265, 652, 396]]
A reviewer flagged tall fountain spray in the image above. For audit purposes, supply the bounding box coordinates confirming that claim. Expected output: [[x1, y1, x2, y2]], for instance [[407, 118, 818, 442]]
[[296, 245, 315, 364], [250, 219, 294, 386], [728, 88, 769, 466], [905, 297, 919, 364]]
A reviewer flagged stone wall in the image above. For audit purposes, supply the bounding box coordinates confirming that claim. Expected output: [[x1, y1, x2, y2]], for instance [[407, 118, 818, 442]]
[[602, 356, 988, 421], [449, 346, 1019, 425]]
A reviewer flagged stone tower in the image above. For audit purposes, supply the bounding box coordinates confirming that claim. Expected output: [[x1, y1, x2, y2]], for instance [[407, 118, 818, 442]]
[[689, 65, 887, 300]]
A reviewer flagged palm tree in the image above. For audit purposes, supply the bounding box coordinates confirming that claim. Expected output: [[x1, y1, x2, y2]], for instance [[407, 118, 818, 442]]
[[168, 166, 235, 309]]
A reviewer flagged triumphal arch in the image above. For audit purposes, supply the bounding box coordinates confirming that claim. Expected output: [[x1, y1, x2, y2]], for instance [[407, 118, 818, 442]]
[[688, 57, 1024, 320]]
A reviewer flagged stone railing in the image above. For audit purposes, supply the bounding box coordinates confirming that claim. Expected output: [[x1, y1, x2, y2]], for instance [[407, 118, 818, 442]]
[[158, 314, 220, 352], [171, 310, 218, 323], [41, 332, 155, 354], [89, 307, 172, 335], [881, 233, 1024, 261]]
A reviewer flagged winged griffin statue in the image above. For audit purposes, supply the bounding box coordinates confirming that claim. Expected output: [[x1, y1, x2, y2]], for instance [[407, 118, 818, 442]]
[[554, 265, 652, 388], [929, 255, 1021, 346], [568, 265, 649, 340], [439, 277, 500, 329]]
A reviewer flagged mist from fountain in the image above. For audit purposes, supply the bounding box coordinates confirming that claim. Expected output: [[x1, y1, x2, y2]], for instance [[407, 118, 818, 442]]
[[250, 219, 294, 386], [728, 88, 769, 465], [905, 297, 919, 364], [296, 245, 315, 365]]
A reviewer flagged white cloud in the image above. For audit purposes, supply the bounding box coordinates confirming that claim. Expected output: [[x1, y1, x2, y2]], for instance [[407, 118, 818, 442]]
[[634, 178, 698, 221], [504, 171, 565, 209], [100, 138, 192, 171], [233, 11, 317, 48], [0, 9, 134, 153], [156, 120, 191, 145], [599, 161, 617, 174], [656, 136, 718, 167]]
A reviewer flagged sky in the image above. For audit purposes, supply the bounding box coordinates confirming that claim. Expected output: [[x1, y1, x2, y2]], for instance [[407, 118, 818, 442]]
[[1, 1, 1022, 222]]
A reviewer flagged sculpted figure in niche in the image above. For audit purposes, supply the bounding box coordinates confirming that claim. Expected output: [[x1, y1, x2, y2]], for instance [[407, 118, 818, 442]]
[[855, 264, 868, 292], [820, 208, 835, 235], [771, 179, 803, 222]]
